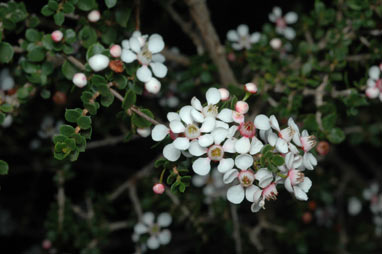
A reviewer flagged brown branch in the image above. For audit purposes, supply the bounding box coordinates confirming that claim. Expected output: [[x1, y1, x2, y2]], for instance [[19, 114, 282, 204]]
[[230, 204, 242, 254], [184, 0, 238, 87], [86, 135, 135, 149], [57, 170, 65, 232], [162, 48, 191, 66], [135, 0, 141, 31], [315, 75, 329, 131], [66, 55, 86, 71]]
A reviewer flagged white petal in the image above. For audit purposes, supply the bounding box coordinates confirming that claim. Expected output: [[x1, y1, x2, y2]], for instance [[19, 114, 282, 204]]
[[294, 186, 308, 201], [150, 62, 168, 78], [147, 236, 160, 249], [245, 185, 259, 202], [254, 114, 271, 130], [250, 137, 263, 155], [137, 65, 152, 82], [232, 43, 243, 50], [269, 13, 276, 22], [192, 157, 211, 175], [299, 177, 312, 193], [285, 152, 294, 169], [234, 137, 251, 154], [227, 185, 245, 204], [215, 120, 229, 129], [191, 108, 205, 123], [206, 87, 221, 105], [152, 53, 165, 63], [228, 125, 238, 138], [223, 138, 237, 153], [182, 150, 192, 158], [198, 134, 214, 147], [218, 158, 234, 173], [169, 120, 185, 133], [200, 116, 216, 133], [142, 212, 155, 225], [121, 39, 129, 48], [237, 24, 249, 37], [163, 143, 181, 162], [366, 87, 379, 98], [273, 6, 282, 17], [367, 78, 376, 87], [276, 138, 288, 153], [212, 127, 228, 145], [283, 27, 296, 40], [158, 229, 171, 245], [173, 137, 190, 150], [255, 168, 273, 188], [121, 49, 137, 63], [148, 34, 165, 54], [217, 108, 234, 123], [191, 97, 203, 111], [151, 124, 169, 141], [308, 153, 317, 166], [250, 32, 261, 43], [129, 36, 141, 53], [179, 105, 193, 125], [369, 66, 380, 80], [285, 12, 298, 24], [267, 132, 278, 146], [284, 177, 293, 193], [167, 112, 180, 122], [303, 153, 314, 170], [269, 115, 280, 131], [192, 175, 207, 187], [223, 168, 239, 184], [134, 222, 148, 234], [157, 213, 172, 227], [235, 154, 253, 170], [189, 140, 207, 156], [227, 30, 239, 41], [251, 202, 262, 213]]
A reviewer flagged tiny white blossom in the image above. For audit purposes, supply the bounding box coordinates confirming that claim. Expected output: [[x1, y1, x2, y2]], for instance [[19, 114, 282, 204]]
[[226, 24, 261, 50], [269, 6, 298, 40]]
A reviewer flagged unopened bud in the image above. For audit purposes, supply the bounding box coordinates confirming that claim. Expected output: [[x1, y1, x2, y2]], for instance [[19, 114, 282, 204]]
[[110, 44, 122, 58], [88, 10, 100, 23], [235, 101, 249, 114], [316, 141, 330, 156], [145, 78, 161, 94], [51, 30, 63, 42], [137, 127, 151, 138], [244, 82, 257, 94], [72, 73, 87, 88], [153, 183, 165, 194], [270, 38, 282, 50], [218, 88, 230, 101], [88, 54, 110, 72]]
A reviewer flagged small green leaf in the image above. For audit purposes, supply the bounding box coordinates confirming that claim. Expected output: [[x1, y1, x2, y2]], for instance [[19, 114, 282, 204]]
[[41, 5, 54, 16], [105, 0, 117, 8], [78, 26, 97, 48], [0, 104, 13, 113], [0, 42, 14, 63], [271, 155, 285, 166], [131, 108, 154, 128], [178, 182, 186, 193], [54, 12, 65, 26], [322, 113, 337, 130], [61, 60, 78, 80], [0, 160, 9, 175], [62, 2, 75, 13], [64, 29, 76, 44], [114, 75, 128, 89], [40, 89, 51, 99], [27, 46, 46, 62], [25, 28, 41, 42], [101, 91, 114, 107], [115, 8, 131, 27], [327, 128, 345, 144], [86, 43, 105, 60], [122, 89, 136, 109], [60, 124, 75, 136], [167, 173, 176, 185], [170, 181, 180, 193], [303, 114, 319, 131], [65, 108, 83, 123], [91, 74, 107, 86], [261, 144, 273, 154], [77, 116, 92, 130], [48, 0, 59, 10], [77, 0, 97, 12]]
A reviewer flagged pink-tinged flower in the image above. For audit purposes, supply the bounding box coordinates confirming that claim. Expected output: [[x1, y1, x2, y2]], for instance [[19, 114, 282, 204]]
[[88, 10, 101, 22], [42, 240, 52, 250], [235, 101, 249, 114], [227, 24, 261, 50], [133, 212, 172, 250], [269, 7, 298, 40], [268, 116, 299, 154], [224, 154, 259, 204], [110, 44, 122, 58], [51, 30, 63, 42], [284, 169, 312, 201], [293, 129, 317, 170], [153, 183, 165, 194], [365, 65, 382, 101], [219, 88, 230, 101], [145, 78, 161, 94], [72, 73, 87, 88], [244, 82, 257, 94], [251, 182, 278, 212]]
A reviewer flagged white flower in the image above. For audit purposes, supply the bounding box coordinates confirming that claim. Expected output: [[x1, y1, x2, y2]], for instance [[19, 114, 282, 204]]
[[365, 65, 382, 101], [251, 182, 278, 212], [269, 7, 298, 40], [293, 130, 317, 170], [1, 114, 13, 128], [348, 197, 362, 216], [270, 38, 282, 50], [227, 24, 261, 50], [121, 31, 167, 83], [88, 54, 110, 72], [133, 212, 172, 250], [284, 169, 312, 201], [224, 154, 260, 204], [268, 116, 299, 154]]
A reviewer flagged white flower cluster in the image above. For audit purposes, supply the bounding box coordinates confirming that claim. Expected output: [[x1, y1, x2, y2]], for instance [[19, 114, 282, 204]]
[[151, 87, 318, 212], [0, 68, 19, 128], [363, 183, 382, 236], [132, 212, 172, 251], [227, 24, 261, 50], [365, 65, 382, 101]]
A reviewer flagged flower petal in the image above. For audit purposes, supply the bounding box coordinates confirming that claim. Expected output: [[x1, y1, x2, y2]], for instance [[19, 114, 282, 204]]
[[151, 124, 169, 141], [198, 134, 214, 147], [283, 27, 296, 40], [235, 154, 253, 170], [200, 116, 216, 133], [234, 137, 251, 154], [369, 66, 380, 80], [255, 168, 273, 188], [147, 236, 160, 249], [129, 36, 141, 53], [192, 157, 211, 175], [150, 62, 168, 78], [285, 12, 298, 24], [254, 114, 271, 130], [250, 137, 263, 155], [227, 30, 239, 41], [191, 97, 203, 111], [152, 53, 166, 63], [142, 212, 155, 225], [237, 24, 249, 37], [137, 65, 152, 82], [276, 138, 288, 153], [299, 177, 312, 193], [217, 108, 234, 123], [227, 185, 245, 204], [121, 49, 137, 63], [246, 185, 260, 202], [206, 87, 221, 105], [179, 105, 194, 125], [223, 138, 237, 153], [167, 112, 180, 122], [267, 132, 278, 146], [169, 120, 185, 133], [189, 140, 207, 156], [250, 32, 261, 43], [294, 186, 308, 201], [216, 120, 229, 129], [223, 168, 239, 184], [163, 143, 181, 162], [158, 229, 171, 245], [173, 137, 190, 150], [212, 127, 228, 145], [157, 212, 172, 227], [218, 158, 234, 173], [191, 108, 205, 123], [192, 175, 207, 187], [134, 222, 148, 234], [284, 177, 293, 193], [148, 34, 165, 54], [269, 115, 280, 131]]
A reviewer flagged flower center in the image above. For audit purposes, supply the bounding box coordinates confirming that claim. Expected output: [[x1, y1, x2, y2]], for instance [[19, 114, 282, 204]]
[[262, 183, 278, 200], [207, 144, 224, 161], [238, 170, 255, 187], [184, 124, 200, 140], [149, 223, 160, 236], [239, 121, 256, 138], [376, 79, 382, 91], [279, 127, 294, 142], [137, 44, 152, 65], [288, 169, 304, 185], [301, 135, 317, 152], [276, 17, 287, 28], [202, 105, 218, 118]]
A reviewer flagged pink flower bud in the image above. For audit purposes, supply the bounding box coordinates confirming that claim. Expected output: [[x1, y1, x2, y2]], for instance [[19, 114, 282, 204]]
[[232, 111, 244, 124], [235, 101, 249, 114], [110, 44, 122, 58], [88, 10, 101, 23], [42, 239, 52, 250], [137, 127, 151, 138], [227, 52, 236, 62], [218, 88, 230, 101], [72, 73, 87, 88], [145, 78, 161, 94], [244, 82, 257, 94], [51, 30, 63, 42], [270, 38, 282, 50], [302, 212, 312, 224], [316, 141, 330, 156], [153, 183, 165, 194]]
